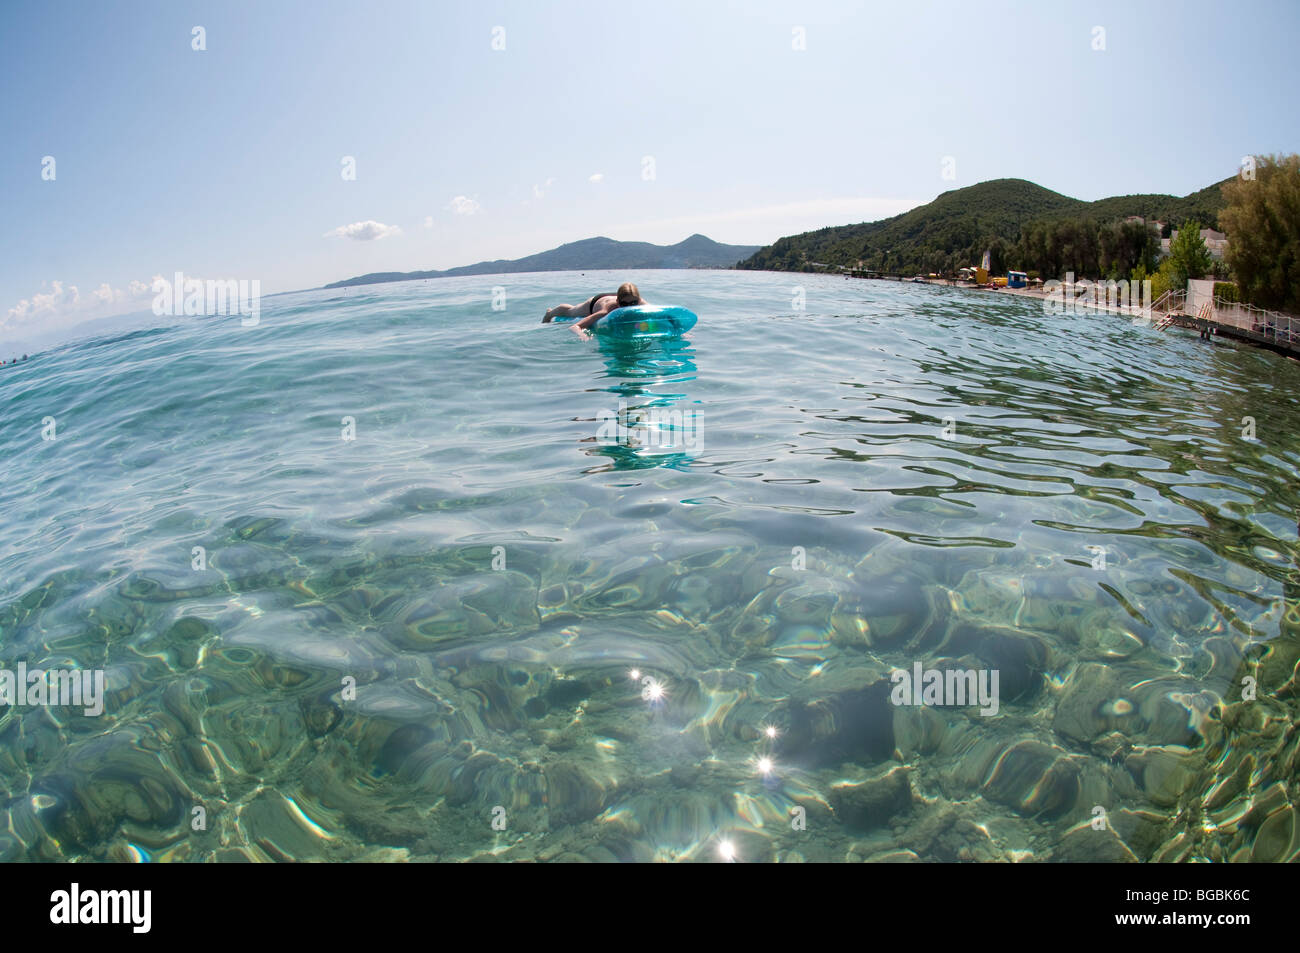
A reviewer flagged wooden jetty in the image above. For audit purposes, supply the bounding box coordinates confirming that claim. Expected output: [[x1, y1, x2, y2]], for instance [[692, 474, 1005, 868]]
[[1150, 291, 1300, 358]]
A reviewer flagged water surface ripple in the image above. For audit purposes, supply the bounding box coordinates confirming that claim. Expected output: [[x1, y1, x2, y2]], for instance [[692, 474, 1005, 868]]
[[1, 270, 1297, 863]]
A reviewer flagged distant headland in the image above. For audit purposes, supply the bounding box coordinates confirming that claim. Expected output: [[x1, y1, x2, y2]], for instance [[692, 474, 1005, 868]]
[[323, 234, 761, 289]]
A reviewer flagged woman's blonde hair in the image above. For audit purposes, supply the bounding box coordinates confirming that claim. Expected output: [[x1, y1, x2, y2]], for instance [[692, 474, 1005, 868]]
[[617, 282, 641, 307]]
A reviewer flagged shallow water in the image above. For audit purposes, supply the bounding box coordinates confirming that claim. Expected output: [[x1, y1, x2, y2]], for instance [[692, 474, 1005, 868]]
[[1, 269, 1297, 862]]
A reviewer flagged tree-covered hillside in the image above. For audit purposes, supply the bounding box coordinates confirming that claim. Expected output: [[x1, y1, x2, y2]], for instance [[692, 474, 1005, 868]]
[[326, 234, 759, 289], [737, 177, 1229, 277]]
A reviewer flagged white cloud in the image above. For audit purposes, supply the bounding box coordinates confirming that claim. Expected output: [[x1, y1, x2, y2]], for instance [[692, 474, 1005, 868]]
[[423, 215, 434, 229], [532, 177, 555, 199], [588, 173, 604, 184], [448, 195, 481, 216], [323, 220, 402, 241], [3, 276, 161, 336]]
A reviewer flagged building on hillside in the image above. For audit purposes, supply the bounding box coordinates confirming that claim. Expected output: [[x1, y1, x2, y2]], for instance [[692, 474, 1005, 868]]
[[1200, 228, 1228, 259], [1161, 228, 1228, 260]]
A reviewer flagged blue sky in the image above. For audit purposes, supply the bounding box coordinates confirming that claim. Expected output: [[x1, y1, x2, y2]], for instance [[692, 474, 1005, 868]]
[[3, 0, 1297, 345]]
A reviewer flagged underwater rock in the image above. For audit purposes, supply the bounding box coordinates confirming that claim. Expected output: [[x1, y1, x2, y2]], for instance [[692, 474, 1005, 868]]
[[1219, 699, 1268, 734], [252, 656, 319, 692], [211, 847, 260, 862], [611, 789, 737, 848], [981, 740, 1080, 819], [115, 569, 222, 603], [722, 570, 836, 656], [846, 568, 945, 650], [669, 764, 703, 788], [862, 848, 922, 863], [725, 599, 778, 654], [1250, 805, 1295, 863], [0, 797, 64, 861], [1256, 626, 1300, 695], [1134, 682, 1216, 747], [1079, 624, 1145, 662], [785, 784, 835, 827], [1052, 666, 1211, 749], [1106, 808, 1169, 861], [829, 764, 913, 830], [543, 762, 608, 827], [385, 572, 539, 646], [31, 731, 191, 853], [299, 693, 343, 738], [933, 732, 1007, 798], [240, 791, 335, 862], [893, 804, 962, 860], [771, 677, 894, 769], [1051, 823, 1139, 863], [1069, 758, 1132, 825], [391, 748, 552, 835], [891, 703, 948, 760], [373, 723, 441, 777], [450, 663, 556, 732], [940, 622, 1050, 705], [1238, 782, 1288, 830], [206, 697, 309, 778], [772, 581, 838, 628], [0, 708, 68, 775], [207, 542, 293, 589], [355, 846, 411, 862], [575, 833, 656, 863], [1150, 831, 1194, 863], [0, 832, 24, 863], [1203, 754, 1253, 811], [1123, 746, 1200, 809], [1052, 662, 1129, 745]]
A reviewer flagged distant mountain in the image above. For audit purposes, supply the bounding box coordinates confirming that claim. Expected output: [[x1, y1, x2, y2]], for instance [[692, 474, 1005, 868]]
[[738, 177, 1230, 275], [324, 234, 760, 289]]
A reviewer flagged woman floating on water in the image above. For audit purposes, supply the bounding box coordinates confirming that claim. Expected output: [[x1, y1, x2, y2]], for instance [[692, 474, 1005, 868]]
[[543, 282, 648, 334]]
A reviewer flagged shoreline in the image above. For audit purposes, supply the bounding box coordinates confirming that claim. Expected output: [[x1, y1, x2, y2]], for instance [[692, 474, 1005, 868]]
[[890, 276, 1154, 317]]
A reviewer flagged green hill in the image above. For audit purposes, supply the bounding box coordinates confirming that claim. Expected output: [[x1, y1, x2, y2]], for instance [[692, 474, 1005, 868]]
[[324, 234, 759, 289], [738, 177, 1229, 276], [1078, 180, 1226, 228]]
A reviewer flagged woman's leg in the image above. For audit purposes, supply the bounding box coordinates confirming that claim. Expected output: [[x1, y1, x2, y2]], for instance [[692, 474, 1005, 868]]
[[543, 296, 598, 322], [544, 303, 580, 322]]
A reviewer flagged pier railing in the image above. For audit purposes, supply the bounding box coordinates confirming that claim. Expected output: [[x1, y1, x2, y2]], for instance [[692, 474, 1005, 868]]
[[1148, 288, 1300, 347], [1210, 299, 1299, 344], [1148, 290, 1184, 316]]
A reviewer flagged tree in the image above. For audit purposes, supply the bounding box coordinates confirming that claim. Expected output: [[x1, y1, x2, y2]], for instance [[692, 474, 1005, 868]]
[[1163, 218, 1213, 289], [1219, 153, 1300, 312], [1101, 221, 1160, 279]]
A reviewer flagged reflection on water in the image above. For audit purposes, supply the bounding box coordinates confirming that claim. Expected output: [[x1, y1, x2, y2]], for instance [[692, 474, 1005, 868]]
[[1, 270, 1298, 863], [581, 333, 700, 472]]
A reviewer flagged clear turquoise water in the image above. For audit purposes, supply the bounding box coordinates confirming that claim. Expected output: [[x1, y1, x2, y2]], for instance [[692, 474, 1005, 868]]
[[1, 269, 1297, 862]]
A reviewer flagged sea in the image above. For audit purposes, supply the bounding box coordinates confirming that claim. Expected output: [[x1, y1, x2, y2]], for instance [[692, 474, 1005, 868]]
[[0, 268, 1296, 863]]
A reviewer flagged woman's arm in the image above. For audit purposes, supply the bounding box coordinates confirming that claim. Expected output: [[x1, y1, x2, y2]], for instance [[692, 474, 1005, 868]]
[[572, 305, 613, 333]]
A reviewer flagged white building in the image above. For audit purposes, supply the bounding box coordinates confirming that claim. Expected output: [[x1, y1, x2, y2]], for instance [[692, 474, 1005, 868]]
[[1162, 227, 1228, 260]]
